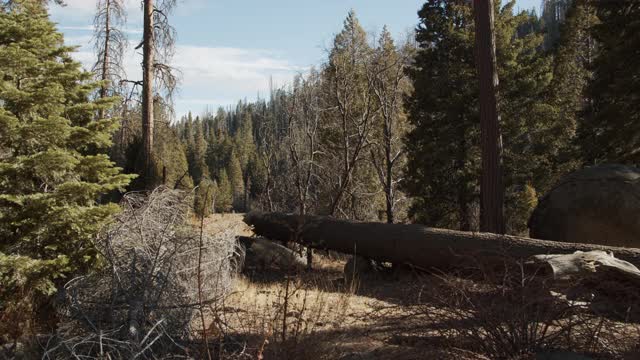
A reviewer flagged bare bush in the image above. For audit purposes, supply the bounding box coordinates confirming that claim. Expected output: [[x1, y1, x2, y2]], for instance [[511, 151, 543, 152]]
[[43, 187, 241, 359], [212, 273, 356, 359], [392, 261, 640, 359]]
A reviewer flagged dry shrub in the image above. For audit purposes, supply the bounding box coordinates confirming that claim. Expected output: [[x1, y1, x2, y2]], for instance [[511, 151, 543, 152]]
[[397, 260, 640, 359], [212, 273, 356, 359], [42, 187, 241, 359]]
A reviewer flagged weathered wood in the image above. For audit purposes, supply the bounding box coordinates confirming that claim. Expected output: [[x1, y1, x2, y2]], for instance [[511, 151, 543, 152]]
[[530, 250, 640, 320], [244, 212, 640, 270], [531, 251, 640, 284]]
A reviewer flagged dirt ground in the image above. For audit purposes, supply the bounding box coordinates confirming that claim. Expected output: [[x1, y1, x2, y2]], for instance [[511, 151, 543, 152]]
[[202, 214, 640, 360]]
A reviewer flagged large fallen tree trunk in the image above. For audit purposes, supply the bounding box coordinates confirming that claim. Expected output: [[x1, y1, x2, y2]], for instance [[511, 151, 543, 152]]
[[243, 212, 640, 270]]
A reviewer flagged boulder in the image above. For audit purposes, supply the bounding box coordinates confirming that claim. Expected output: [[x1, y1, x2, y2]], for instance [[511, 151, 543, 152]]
[[529, 164, 640, 248], [238, 236, 306, 271]]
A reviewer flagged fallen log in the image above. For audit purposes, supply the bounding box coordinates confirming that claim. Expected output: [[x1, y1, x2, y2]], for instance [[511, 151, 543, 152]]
[[243, 212, 640, 270]]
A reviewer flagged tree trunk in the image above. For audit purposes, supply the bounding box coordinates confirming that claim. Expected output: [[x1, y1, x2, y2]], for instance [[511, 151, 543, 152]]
[[98, 0, 111, 120], [142, 0, 154, 188], [474, 0, 505, 234], [244, 212, 640, 270], [385, 129, 394, 224]]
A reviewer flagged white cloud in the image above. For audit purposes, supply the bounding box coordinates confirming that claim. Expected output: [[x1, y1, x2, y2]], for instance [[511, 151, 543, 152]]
[[172, 45, 304, 116], [59, 25, 143, 35], [64, 35, 93, 46], [173, 46, 303, 86], [58, 25, 93, 31], [66, 41, 304, 118], [54, 0, 140, 15]]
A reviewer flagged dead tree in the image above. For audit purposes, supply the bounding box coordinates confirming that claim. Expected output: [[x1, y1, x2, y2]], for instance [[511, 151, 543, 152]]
[[247, 212, 640, 320], [368, 29, 413, 223], [322, 12, 378, 218], [141, 0, 154, 185], [244, 212, 640, 270], [286, 71, 322, 218], [285, 71, 323, 268], [92, 0, 127, 113], [474, 0, 505, 234], [140, 0, 178, 188]]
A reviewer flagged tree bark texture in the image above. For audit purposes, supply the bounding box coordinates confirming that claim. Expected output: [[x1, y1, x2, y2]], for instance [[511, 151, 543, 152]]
[[244, 212, 640, 270], [142, 0, 155, 187], [474, 0, 505, 234]]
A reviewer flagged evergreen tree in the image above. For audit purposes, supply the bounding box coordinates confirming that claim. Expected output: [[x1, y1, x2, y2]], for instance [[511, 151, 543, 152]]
[[234, 110, 256, 210], [227, 150, 244, 209], [549, 0, 598, 170], [0, 0, 133, 331], [541, 0, 573, 49], [404, 0, 479, 230], [581, 1, 640, 164], [187, 118, 209, 183], [153, 120, 193, 189], [497, 2, 558, 234], [206, 130, 233, 180], [404, 0, 559, 234], [215, 169, 232, 213], [194, 178, 215, 217], [475, 0, 505, 234]]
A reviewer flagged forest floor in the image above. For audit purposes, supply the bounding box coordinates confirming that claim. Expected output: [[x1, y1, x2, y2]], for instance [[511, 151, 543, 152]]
[[202, 214, 640, 360]]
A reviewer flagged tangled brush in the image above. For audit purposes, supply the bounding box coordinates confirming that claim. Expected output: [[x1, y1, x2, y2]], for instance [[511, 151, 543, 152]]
[[43, 187, 242, 359]]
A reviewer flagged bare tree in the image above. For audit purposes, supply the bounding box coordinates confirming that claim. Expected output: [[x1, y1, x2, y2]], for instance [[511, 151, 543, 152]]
[[255, 107, 280, 212], [92, 0, 127, 116], [140, 0, 178, 188], [368, 28, 413, 224], [322, 11, 378, 218], [286, 71, 322, 218], [473, 0, 505, 234], [284, 71, 323, 268]]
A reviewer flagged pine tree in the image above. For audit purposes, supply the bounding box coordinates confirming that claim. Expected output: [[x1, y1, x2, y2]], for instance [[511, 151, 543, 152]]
[[404, 0, 559, 234], [206, 130, 233, 181], [187, 118, 209, 183], [194, 178, 215, 217], [153, 119, 193, 189], [215, 169, 232, 213], [404, 0, 479, 229], [227, 150, 244, 210], [549, 0, 598, 170], [474, 0, 505, 234], [581, 1, 640, 164], [234, 110, 256, 211], [0, 0, 133, 331], [496, 2, 558, 234], [541, 0, 573, 49]]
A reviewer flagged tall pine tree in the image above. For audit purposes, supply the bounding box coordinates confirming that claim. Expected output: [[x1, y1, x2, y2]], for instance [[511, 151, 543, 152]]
[[0, 0, 133, 331], [405, 0, 559, 234], [580, 1, 640, 164]]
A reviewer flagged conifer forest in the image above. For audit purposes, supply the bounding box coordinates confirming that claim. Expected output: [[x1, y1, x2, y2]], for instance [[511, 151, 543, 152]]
[[2, 0, 640, 359]]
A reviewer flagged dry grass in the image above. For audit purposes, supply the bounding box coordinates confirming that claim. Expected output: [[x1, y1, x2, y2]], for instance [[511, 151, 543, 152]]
[[137, 213, 640, 359]]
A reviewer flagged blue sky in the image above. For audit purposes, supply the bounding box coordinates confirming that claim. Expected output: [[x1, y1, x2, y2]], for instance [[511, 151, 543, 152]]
[[50, 0, 541, 119]]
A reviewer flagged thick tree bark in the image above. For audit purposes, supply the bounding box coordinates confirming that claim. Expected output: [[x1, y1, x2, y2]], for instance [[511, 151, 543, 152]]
[[474, 0, 505, 234], [244, 212, 640, 270], [142, 0, 154, 187]]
